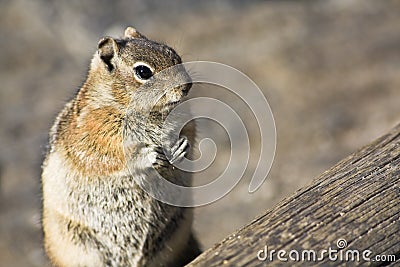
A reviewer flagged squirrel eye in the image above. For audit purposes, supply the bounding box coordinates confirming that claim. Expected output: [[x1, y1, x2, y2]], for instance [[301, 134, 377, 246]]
[[134, 64, 153, 81]]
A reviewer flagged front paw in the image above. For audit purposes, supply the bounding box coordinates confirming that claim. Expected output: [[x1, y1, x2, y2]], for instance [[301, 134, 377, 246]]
[[169, 136, 190, 164], [152, 147, 170, 169], [151, 137, 190, 170]]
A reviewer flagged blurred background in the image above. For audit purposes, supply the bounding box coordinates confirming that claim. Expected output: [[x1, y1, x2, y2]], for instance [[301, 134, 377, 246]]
[[1, 0, 399, 266]]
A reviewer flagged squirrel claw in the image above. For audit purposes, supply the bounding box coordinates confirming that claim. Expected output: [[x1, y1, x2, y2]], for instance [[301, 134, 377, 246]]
[[169, 136, 190, 164], [152, 136, 189, 170]]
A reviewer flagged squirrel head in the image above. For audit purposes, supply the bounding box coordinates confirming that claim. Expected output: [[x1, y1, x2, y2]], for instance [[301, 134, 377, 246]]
[[88, 27, 191, 114], [53, 27, 193, 176]]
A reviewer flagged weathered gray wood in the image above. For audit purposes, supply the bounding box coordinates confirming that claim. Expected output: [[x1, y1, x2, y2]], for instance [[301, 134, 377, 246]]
[[188, 124, 400, 266]]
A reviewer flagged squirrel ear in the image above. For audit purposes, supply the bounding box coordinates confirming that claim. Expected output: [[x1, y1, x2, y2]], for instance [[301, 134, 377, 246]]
[[98, 37, 119, 71], [124, 27, 146, 39]]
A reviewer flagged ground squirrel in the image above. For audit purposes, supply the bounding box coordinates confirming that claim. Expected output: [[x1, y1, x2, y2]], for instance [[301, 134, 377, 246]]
[[41, 27, 200, 267]]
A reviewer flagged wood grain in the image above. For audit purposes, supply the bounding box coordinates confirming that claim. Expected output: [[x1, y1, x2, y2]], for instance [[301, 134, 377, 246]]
[[188, 123, 400, 266]]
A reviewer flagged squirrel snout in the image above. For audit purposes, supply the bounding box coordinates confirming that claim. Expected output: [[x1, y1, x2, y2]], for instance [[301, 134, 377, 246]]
[[179, 71, 192, 95], [181, 83, 192, 95]]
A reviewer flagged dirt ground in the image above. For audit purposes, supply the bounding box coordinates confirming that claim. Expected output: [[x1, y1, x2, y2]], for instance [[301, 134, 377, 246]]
[[0, 0, 399, 266]]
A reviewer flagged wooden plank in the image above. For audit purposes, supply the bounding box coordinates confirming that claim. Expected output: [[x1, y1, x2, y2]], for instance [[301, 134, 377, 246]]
[[188, 123, 400, 266]]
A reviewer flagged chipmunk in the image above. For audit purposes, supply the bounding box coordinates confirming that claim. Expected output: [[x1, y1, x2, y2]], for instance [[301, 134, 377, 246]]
[[41, 27, 200, 267]]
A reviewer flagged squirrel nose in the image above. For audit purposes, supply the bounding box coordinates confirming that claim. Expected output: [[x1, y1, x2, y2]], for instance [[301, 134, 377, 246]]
[[181, 73, 192, 94], [181, 83, 192, 95]]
